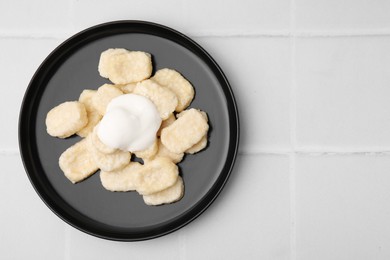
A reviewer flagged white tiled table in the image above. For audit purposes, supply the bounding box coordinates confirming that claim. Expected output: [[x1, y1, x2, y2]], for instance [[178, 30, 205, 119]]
[[1, 1, 390, 259]]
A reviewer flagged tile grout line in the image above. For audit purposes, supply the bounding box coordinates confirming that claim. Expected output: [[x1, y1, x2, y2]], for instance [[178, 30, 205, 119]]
[[289, 153, 297, 260], [0, 149, 19, 156], [69, 0, 76, 32], [63, 224, 71, 260], [3, 29, 390, 40], [238, 150, 390, 156], [293, 30, 390, 38], [2, 148, 390, 156], [0, 31, 69, 40], [179, 231, 186, 260], [191, 29, 390, 38], [192, 31, 291, 38], [294, 149, 390, 155], [290, 0, 297, 257]]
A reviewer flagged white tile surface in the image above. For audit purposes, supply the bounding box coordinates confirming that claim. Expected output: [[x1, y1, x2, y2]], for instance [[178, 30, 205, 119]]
[[295, 37, 390, 150], [296, 0, 390, 31], [74, 0, 290, 35], [0, 0, 71, 34], [183, 155, 291, 260], [195, 37, 291, 152], [185, 0, 290, 35], [0, 38, 61, 150], [2, 1, 390, 259], [0, 154, 65, 259], [295, 155, 390, 260], [67, 155, 290, 260], [73, 0, 186, 33], [68, 226, 182, 260]]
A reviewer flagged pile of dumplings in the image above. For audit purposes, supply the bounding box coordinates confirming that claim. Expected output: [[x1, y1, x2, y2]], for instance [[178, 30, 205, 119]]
[[45, 48, 209, 206]]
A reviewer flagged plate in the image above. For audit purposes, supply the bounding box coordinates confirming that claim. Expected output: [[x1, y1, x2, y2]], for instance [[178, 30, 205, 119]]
[[19, 21, 239, 241]]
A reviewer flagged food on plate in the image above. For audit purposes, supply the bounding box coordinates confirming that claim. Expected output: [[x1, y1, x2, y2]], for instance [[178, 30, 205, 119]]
[[152, 68, 194, 112], [134, 138, 158, 160], [46, 48, 210, 206], [97, 94, 161, 152], [91, 125, 117, 154], [98, 48, 152, 84], [59, 138, 98, 183], [177, 109, 208, 121], [87, 134, 131, 172], [92, 84, 123, 116], [118, 83, 137, 94], [135, 157, 179, 195], [133, 79, 178, 120], [157, 113, 176, 136], [185, 135, 208, 154], [77, 90, 102, 137], [177, 109, 209, 154], [78, 89, 96, 110], [151, 139, 184, 164], [46, 101, 87, 138], [143, 176, 184, 206], [100, 162, 142, 192], [161, 108, 209, 154]]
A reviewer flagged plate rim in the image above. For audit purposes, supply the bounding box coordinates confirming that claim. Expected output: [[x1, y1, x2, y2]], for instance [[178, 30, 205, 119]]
[[18, 20, 240, 241]]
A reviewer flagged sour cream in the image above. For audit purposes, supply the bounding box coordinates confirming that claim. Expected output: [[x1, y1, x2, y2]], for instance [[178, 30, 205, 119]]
[[97, 94, 162, 152]]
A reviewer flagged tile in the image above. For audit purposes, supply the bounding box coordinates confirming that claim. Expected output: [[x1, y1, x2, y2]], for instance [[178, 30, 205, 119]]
[[73, 0, 186, 33], [66, 155, 290, 259], [68, 225, 182, 260], [0, 38, 61, 149], [295, 37, 390, 149], [296, 155, 390, 260], [186, 0, 290, 34], [183, 154, 290, 259], [195, 37, 291, 152], [0, 0, 71, 34], [0, 154, 65, 259], [296, 0, 390, 31]]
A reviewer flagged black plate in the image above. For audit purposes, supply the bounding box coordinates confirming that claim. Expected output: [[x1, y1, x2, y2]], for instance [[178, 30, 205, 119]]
[[19, 21, 239, 241]]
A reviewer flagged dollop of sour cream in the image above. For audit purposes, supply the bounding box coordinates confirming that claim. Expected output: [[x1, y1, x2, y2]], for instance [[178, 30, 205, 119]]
[[97, 94, 162, 152]]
